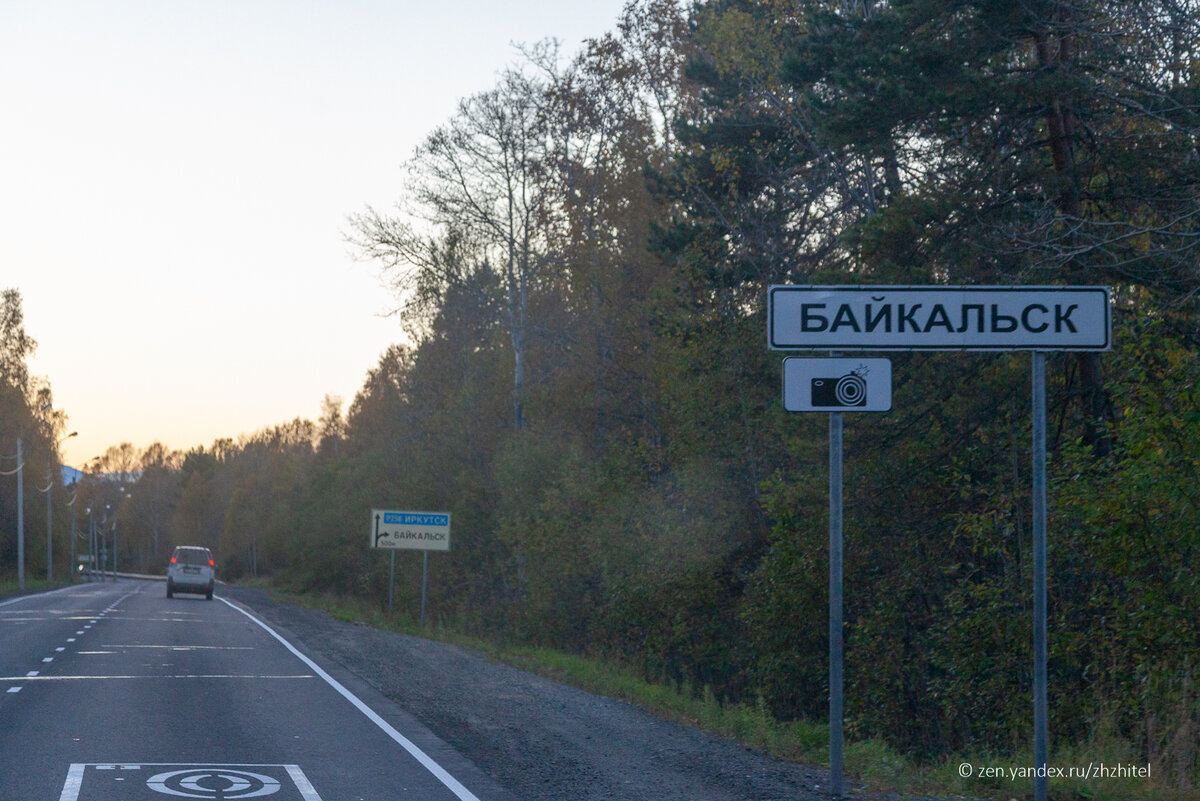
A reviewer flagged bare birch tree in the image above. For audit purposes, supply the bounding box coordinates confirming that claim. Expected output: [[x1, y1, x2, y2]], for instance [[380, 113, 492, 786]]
[[350, 63, 554, 431]]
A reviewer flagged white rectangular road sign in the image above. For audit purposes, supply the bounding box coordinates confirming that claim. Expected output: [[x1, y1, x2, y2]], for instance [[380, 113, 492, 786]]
[[784, 358, 892, 412], [371, 509, 451, 551], [769, 286, 1111, 351]]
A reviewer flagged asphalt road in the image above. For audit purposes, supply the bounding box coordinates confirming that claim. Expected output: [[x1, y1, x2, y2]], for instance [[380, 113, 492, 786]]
[[0, 580, 509, 801]]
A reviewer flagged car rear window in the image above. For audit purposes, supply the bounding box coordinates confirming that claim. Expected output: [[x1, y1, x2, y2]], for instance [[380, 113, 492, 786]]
[[175, 549, 211, 566]]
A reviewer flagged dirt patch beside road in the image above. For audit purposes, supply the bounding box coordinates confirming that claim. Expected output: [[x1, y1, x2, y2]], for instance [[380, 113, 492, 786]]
[[220, 584, 839, 800]]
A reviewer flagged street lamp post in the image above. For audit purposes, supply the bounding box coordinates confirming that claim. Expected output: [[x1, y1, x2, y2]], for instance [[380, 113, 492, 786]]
[[102, 504, 110, 582], [115, 489, 130, 579], [16, 437, 24, 591], [81, 457, 99, 580], [44, 430, 78, 582], [86, 506, 95, 582], [20, 401, 55, 589], [109, 491, 129, 580], [67, 487, 78, 582], [45, 459, 51, 582], [66, 460, 90, 582]]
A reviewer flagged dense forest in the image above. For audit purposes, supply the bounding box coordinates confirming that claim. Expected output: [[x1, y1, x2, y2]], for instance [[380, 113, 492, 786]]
[[4, 0, 1198, 785]]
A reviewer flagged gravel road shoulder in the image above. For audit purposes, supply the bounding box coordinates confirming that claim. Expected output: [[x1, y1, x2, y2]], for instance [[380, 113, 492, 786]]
[[219, 584, 840, 801]]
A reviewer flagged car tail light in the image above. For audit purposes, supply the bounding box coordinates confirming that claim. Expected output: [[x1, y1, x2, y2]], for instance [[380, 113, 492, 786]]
[[209, 559, 215, 567], [170, 556, 176, 564]]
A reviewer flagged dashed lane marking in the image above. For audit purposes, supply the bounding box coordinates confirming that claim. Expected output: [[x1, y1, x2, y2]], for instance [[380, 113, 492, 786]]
[[101, 644, 254, 650]]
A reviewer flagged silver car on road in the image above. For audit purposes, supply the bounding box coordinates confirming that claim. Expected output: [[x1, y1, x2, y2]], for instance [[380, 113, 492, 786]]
[[167, 546, 215, 600]]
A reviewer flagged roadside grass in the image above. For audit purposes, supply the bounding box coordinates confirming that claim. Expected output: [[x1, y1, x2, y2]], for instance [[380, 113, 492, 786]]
[[0, 576, 67, 599], [256, 585, 1193, 801]]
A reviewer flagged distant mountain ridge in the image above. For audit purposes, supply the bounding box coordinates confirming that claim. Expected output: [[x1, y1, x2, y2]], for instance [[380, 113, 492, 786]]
[[60, 466, 136, 485]]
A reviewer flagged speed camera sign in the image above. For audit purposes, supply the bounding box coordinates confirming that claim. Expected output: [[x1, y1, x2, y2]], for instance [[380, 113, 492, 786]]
[[783, 358, 892, 412]]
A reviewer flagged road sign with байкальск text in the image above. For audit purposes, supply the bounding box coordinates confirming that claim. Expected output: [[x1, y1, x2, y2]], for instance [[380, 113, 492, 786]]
[[768, 285, 1111, 351]]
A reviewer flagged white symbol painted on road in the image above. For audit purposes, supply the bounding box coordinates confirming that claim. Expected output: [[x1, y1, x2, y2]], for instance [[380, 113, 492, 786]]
[[146, 769, 281, 798], [60, 763, 322, 801]]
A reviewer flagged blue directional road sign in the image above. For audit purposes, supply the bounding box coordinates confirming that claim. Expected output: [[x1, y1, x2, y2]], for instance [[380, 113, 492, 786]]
[[371, 509, 451, 551]]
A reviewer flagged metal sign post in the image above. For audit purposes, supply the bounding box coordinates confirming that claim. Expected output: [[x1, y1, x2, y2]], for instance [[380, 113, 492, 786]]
[[388, 550, 396, 614], [1032, 352, 1049, 801], [828, 405, 844, 798], [421, 552, 429, 628], [16, 438, 24, 591], [780, 353, 890, 798]]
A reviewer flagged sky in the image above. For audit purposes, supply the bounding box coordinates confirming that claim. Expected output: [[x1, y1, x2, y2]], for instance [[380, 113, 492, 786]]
[[1, 0, 631, 469]]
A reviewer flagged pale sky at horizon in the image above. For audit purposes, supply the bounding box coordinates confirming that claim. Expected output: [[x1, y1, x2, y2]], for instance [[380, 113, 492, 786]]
[[2, 0, 631, 468]]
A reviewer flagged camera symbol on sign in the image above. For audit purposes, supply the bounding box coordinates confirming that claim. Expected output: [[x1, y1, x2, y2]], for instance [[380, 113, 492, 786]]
[[811, 366, 869, 408]]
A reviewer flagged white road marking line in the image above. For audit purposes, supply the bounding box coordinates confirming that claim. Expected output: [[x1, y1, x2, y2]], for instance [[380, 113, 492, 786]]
[[219, 597, 483, 801], [57, 763, 85, 801], [100, 644, 253, 650], [67, 638, 75, 642], [0, 674, 314, 681], [56, 647, 65, 652], [0, 584, 82, 608], [6, 687, 20, 693], [26, 671, 38, 677], [287, 764, 323, 801], [42, 657, 53, 663]]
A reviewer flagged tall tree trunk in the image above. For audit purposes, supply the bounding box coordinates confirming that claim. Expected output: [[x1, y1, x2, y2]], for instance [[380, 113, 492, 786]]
[[1034, 17, 1114, 457]]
